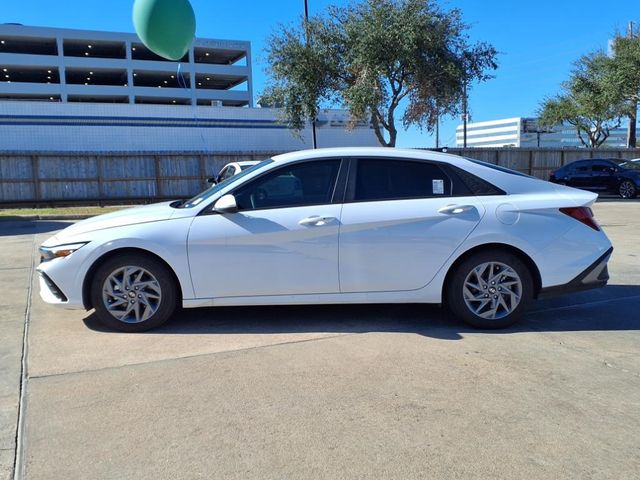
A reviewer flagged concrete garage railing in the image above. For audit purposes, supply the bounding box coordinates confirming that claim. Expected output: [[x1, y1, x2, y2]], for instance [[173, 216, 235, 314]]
[[0, 151, 282, 206], [1, 148, 640, 206]]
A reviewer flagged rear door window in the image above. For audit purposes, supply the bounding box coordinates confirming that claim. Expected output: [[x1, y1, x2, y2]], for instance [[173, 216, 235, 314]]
[[218, 166, 236, 182], [353, 159, 452, 202], [574, 162, 591, 173]]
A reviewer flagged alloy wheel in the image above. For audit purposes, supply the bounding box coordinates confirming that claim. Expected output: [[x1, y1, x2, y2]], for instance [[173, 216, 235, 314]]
[[462, 262, 523, 320], [619, 181, 636, 199], [102, 266, 162, 323]]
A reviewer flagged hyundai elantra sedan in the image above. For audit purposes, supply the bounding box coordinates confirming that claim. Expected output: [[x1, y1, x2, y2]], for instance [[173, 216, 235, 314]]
[[38, 148, 613, 332]]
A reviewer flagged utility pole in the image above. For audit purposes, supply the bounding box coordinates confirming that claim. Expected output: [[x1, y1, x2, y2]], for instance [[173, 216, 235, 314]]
[[435, 113, 440, 149], [462, 81, 468, 148], [304, 0, 318, 149], [627, 21, 637, 148]]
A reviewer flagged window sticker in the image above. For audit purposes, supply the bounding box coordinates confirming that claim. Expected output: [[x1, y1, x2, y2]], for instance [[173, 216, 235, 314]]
[[432, 179, 445, 195]]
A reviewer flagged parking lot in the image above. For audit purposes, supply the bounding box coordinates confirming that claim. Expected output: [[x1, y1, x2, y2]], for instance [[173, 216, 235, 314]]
[[1, 200, 639, 479]]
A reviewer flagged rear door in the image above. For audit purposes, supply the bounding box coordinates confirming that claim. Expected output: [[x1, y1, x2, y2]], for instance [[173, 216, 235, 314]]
[[338, 158, 485, 293]]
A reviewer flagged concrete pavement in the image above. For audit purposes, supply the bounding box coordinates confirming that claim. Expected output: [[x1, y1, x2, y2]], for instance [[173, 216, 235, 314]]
[[1, 203, 639, 479]]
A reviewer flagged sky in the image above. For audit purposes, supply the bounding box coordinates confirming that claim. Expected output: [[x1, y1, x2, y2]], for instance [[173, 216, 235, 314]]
[[1, 0, 637, 147]]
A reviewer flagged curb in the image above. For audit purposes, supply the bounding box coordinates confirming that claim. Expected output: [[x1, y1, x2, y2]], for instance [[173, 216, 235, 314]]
[[0, 215, 92, 221]]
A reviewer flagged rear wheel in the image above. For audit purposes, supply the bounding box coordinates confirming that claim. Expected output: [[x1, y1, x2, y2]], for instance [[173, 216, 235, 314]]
[[446, 250, 533, 329], [619, 180, 637, 199], [90, 254, 178, 332]]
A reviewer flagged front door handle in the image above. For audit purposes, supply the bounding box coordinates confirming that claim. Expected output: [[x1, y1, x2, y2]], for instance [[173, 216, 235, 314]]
[[438, 204, 476, 215], [299, 215, 337, 226]]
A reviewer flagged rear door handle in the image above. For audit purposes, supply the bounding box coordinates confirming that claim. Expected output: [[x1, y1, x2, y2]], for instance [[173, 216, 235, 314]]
[[438, 204, 476, 215], [299, 216, 337, 226]]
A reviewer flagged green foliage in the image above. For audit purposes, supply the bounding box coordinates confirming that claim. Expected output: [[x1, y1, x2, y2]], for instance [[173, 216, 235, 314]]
[[538, 52, 623, 148], [262, 0, 497, 146], [606, 34, 640, 146], [608, 35, 640, 105]]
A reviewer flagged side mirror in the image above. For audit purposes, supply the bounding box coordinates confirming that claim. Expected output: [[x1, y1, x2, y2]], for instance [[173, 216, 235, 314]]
[[207, 177, 217, 185], [213, 194, 238, 214]]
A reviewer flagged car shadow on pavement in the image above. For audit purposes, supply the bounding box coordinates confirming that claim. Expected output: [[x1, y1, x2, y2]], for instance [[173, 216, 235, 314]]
[[83, 284, 640, 340], [0, 220, 74, 237]]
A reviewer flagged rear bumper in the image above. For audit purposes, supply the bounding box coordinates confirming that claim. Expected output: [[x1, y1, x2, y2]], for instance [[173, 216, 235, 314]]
[[538, 247, 613, 298]]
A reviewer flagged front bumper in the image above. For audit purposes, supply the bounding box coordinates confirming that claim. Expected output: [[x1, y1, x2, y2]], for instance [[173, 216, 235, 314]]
[[38, 271, 68, 303], [36, 254, 88, 310], [538, 247, 613, 298]]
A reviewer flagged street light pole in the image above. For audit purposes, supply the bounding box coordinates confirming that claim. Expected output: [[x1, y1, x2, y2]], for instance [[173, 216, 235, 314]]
[[462, 81, 468, 148], [304, 0, 318, 149], [627, 21, 637, 148]]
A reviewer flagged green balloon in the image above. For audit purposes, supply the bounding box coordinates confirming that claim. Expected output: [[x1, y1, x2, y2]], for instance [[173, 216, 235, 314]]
[[133, 0, 196, 61]]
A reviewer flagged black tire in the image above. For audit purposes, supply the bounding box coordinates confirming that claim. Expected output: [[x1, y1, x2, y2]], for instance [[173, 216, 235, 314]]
[[618, 180, 637, 199], [446, 250, 533, 329], [90, 254, 178, 332]]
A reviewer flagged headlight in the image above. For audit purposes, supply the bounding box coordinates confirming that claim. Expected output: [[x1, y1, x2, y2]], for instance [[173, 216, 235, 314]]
[[39, 242, 89, 262]]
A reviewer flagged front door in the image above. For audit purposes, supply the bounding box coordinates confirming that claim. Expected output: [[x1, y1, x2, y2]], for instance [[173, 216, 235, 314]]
[[570, 162, 593, 189], [188, 159, 344, 298], [590, 161, 617, 191]]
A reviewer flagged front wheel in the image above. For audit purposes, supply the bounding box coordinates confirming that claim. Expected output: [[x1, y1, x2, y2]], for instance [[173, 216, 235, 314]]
[[619, 180, 637, 199], [446, 250, 533, 329], [90, 254, 178, 332]]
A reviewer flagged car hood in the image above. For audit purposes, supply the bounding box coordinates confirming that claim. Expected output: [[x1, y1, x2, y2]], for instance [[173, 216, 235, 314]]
[[44, 201, 178, 245]]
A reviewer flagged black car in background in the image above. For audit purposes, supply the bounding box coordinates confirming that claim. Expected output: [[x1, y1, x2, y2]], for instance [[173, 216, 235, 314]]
[[549, 158, 640, 199]]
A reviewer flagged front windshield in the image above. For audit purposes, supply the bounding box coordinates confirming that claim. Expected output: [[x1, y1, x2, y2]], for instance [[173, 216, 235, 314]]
[[179, 159, 274, 208], [614, 159, 640, 171]]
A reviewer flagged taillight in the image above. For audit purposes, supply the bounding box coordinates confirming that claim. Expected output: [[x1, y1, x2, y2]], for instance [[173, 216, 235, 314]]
[[560, 207, 600, 231]]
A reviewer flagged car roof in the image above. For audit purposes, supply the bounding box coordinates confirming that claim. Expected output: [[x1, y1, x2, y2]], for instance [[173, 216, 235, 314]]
[[269, 147, 558, 194], [562, 158, 618, 166], [272, 147, 469, 166]]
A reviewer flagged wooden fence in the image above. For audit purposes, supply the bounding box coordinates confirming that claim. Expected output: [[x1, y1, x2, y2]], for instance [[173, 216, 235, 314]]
[[441, 148, 640, 180], [1, 148, 640, 206], [0, 151, 280, 206]]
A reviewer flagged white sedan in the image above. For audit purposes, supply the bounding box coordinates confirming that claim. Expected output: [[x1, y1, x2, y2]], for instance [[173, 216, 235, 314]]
[[208, 161, 260, 184], [38, 148, 613, 332]]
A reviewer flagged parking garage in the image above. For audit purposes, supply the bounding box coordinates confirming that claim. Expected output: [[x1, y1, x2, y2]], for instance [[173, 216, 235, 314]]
[[0, 24, 253, 107]]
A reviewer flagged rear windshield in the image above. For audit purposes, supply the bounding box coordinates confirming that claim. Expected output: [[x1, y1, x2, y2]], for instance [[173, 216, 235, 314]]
[[613, 159, 640, 171], [465, 158, 533, 178]]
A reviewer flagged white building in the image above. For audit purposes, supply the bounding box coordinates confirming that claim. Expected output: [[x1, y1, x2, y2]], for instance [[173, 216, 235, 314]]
[[0, 101, 375, 152], [0, 24, 377, 152], [456, 117, 629, 148]]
